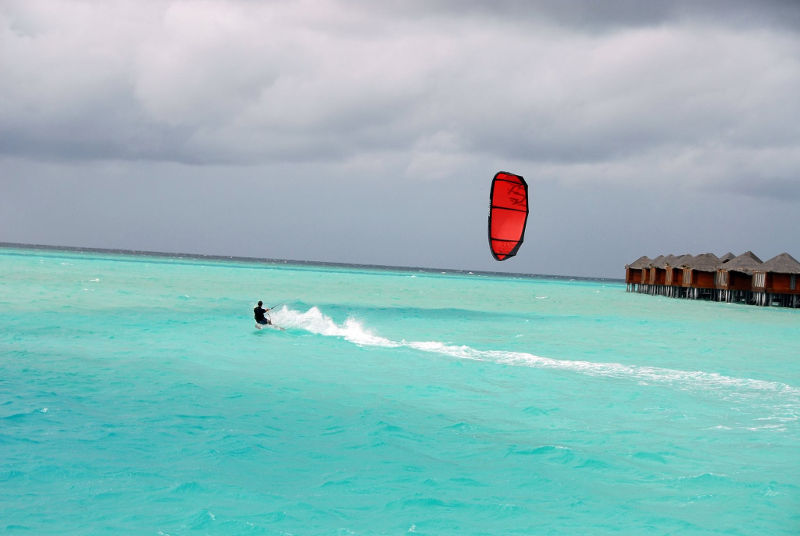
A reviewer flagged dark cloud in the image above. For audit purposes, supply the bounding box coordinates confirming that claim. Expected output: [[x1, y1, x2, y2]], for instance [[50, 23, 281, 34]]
[[361, 0, 800, 34], [710, 176, 800, 201], [2, 0, 799, 186]]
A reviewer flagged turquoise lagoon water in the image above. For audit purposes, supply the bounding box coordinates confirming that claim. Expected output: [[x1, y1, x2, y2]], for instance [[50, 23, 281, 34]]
[[1, 246, 798, 535]]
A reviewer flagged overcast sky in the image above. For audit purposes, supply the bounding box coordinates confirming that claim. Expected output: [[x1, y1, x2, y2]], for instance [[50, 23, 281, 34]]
[[2, 0, 799, 278]]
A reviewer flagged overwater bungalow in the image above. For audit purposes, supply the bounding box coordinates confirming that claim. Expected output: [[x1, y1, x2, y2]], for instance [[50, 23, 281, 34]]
[[625, 256, 651, 291], [626, 251, 800, 308], [715, 251, 762, 303], [683, 253, 719, 298], [752, 253, 800, 307], [653, 254, 677, 295], [664, 254, 692, 295], [648, 255, 665, 285]]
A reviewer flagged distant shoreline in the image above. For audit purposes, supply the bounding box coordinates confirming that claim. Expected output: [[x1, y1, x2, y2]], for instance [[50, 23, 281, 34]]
[[0, 241, 624, 283]]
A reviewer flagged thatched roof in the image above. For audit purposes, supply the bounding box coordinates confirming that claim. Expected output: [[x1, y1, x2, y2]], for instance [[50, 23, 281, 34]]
[[650, 255, 666, 268], [627, 255, 652, 269], [722, 251, 763, 274], [660, 254, 679, 268], [626, 251, 799, 274], [757, 252, 800, 274], [689, 252, 720, 272], [667, 254, 693, 268]]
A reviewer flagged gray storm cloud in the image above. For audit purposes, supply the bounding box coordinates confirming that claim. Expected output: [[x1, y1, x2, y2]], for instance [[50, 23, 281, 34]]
[[2, 0, 799, 197]]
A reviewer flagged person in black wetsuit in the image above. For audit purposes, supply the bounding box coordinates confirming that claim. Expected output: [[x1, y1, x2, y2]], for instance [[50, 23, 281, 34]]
[[254, 301, 271, 325]]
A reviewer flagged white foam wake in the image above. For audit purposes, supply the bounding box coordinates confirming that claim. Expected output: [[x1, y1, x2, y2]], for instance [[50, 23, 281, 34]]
[[271, 307, 800, 400], [273, 306, 400, 348]]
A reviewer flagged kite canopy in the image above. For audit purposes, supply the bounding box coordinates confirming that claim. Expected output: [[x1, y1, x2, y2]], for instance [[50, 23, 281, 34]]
[[488, 171, 529, 261]]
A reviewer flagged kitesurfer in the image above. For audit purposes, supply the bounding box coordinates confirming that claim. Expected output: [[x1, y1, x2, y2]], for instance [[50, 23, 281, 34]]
[[254, 301, 271, 326]]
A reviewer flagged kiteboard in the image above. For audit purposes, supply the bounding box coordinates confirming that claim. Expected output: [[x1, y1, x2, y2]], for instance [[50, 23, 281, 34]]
[[255, 322, 285, 331]]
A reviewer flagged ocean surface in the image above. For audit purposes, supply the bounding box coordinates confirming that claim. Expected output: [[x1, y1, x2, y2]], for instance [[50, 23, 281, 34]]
[[1, 246, 798, 535]]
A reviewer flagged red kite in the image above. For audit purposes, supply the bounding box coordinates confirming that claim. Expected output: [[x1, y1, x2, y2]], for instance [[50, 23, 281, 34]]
[[488, 171, 529, 261]]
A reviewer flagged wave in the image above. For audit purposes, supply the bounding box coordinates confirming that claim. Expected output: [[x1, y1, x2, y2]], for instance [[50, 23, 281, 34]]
[[272, 307, 800, 401]]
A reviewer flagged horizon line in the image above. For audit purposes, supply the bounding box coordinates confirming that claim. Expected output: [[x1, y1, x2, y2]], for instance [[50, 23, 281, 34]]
[[0, 241, 624, 283]]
